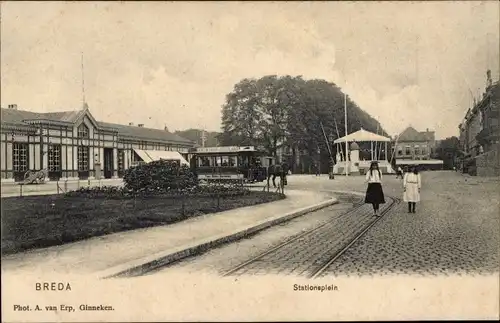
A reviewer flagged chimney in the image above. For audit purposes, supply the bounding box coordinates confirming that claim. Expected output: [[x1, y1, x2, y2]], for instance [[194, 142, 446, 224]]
[[128, 122, 134, 126], [138, 124, 144, 128], [8, 104, 18, 110], [426, 128, 429, 132], [164, 126, 169, 131]]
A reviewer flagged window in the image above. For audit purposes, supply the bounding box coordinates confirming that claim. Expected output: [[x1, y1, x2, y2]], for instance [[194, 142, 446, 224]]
[[229, 156, 237, 167], [118, 150, 125, 170], [214, 156, 221, 166], [221, 156, 229, 166], [421, 147, 427, 155], [48, 144, 61, 171], [13, 143, 28, 172], [397, 146, 403, 156], [77, 146, 89, 171], [405, 146, 411, 155], [77, 124, 89, 138], [414, 145, 420, 156], [198, 156, 210, 167]]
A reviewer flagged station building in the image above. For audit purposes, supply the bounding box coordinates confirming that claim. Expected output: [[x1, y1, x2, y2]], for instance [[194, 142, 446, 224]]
[[0, 104, 195, 183]]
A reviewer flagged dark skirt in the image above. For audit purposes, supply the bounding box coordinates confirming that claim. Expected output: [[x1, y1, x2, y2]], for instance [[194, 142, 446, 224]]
[[365, 183, 386, 204]]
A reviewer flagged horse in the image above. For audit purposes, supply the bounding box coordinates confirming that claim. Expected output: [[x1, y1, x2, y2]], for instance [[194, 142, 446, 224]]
[[266, 162, 289, 188]]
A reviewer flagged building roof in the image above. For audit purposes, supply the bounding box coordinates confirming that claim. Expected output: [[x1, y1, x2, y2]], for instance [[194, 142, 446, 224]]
[[98, 121, 193, 144], [1, 107, 85, 124], [397, 126, 435, 142], [333, 128, 391, 143], [1, 107, 194, 145]]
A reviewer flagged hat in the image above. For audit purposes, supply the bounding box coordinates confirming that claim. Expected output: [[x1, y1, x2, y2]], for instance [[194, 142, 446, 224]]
[[370, 161, 379, 165]]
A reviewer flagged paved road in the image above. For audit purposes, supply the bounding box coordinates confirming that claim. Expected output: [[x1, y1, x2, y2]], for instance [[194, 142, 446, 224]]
[[149, 193, 366, 276], [153, 171, 499, 277]]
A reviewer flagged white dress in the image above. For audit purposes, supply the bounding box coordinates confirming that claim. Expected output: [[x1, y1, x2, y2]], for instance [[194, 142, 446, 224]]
[[403, 172, 421, 202]]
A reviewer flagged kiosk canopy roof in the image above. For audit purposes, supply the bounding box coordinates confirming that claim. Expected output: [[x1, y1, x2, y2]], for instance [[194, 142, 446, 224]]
[[334, 128, 391, 143]]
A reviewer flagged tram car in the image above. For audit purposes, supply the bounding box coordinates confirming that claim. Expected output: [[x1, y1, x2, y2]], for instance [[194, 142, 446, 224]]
[[188, 146, 274, 183]]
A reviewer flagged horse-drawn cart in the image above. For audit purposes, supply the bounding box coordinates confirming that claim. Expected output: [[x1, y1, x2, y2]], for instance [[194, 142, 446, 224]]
[[22, 169, 48, 185]]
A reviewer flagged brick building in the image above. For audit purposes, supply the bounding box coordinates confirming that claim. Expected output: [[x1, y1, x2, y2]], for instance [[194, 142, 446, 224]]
[[0, 104, 195, 183]]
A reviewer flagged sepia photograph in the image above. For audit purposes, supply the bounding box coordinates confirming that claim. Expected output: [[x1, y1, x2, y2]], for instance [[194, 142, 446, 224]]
[[1, 1, 499, 321]]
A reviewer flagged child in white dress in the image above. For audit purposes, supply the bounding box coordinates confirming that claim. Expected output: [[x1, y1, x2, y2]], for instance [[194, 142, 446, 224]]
[[403, 166, 421, 213]]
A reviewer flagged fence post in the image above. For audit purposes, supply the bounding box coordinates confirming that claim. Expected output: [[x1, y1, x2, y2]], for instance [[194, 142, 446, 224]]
[[64, 180, 68, 192], [181, 192, 185, 216], [57, 181, 60, 195], [20, 184, 23, 197]]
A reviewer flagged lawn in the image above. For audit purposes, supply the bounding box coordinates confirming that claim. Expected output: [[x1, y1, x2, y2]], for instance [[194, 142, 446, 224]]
[[1, 191, 285, 255]]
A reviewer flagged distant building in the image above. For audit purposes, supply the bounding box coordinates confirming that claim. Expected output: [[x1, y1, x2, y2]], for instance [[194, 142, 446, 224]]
[[0, 104, 195, 183], [394, 126, 436, 160], [458, 70, 500, 176], [392, 126, 442, 170]]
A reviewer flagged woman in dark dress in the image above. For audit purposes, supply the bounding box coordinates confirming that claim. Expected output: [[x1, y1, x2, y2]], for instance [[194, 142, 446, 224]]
[[365, 161, 386, 216]]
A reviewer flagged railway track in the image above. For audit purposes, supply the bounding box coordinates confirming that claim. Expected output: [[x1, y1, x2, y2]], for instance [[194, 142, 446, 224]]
[[222, 195, 400, 278]]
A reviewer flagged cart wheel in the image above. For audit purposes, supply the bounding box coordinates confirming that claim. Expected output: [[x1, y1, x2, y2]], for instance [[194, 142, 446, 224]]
[[24, 170, 33, 180]]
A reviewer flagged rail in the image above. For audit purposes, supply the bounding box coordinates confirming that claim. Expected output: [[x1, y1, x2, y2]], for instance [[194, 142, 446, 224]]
[[222, 195, 400, 278], [309, 196, 400, 279]]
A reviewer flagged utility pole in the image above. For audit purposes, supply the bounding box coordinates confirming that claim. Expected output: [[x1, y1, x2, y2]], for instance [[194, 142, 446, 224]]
[[200, 129, 207, 147], [344, 93, 348, 176], [81, 52, 86, 106]]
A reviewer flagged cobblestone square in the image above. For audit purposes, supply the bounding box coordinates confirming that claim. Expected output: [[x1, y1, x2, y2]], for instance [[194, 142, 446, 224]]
[[158, 171, 500, 277]]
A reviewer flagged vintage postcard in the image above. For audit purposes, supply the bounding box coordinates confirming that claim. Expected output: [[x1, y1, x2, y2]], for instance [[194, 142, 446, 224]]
[[1, 1, 499, 321]]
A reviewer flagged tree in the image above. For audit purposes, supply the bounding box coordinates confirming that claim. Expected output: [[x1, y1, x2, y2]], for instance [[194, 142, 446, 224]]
[[219, 78, 263, 147], [219, 76, 299, 156], [219, 75, 389, 172]]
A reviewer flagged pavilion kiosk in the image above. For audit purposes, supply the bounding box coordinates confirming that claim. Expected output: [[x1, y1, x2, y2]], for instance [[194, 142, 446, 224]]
[[332, 128, 395, 175]]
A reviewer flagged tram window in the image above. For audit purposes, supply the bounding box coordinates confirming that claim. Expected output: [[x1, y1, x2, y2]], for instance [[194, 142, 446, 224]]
[[238, 155, 248, 167], [198, 156, 210, 167], [214, 156, 222, 166], [221, 156, 229, 166], [229, 156, 237, 166]]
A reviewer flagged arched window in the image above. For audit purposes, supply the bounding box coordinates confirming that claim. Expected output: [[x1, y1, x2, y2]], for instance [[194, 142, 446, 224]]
[[77, 124, 89, 138]]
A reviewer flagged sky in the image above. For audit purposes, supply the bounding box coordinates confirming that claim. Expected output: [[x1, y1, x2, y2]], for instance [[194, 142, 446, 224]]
[[1, 1, 499, 139]]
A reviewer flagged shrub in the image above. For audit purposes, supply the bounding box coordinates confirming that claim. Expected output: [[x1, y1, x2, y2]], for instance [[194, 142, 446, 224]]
[[123, 160, 198, 193], [64, 186, 133, 199], [196, 181, 250, 196], [63, 181, 251, 199]]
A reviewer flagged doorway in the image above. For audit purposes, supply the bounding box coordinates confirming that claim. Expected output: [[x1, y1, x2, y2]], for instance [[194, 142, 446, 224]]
[[104, 148, 114, 179]]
